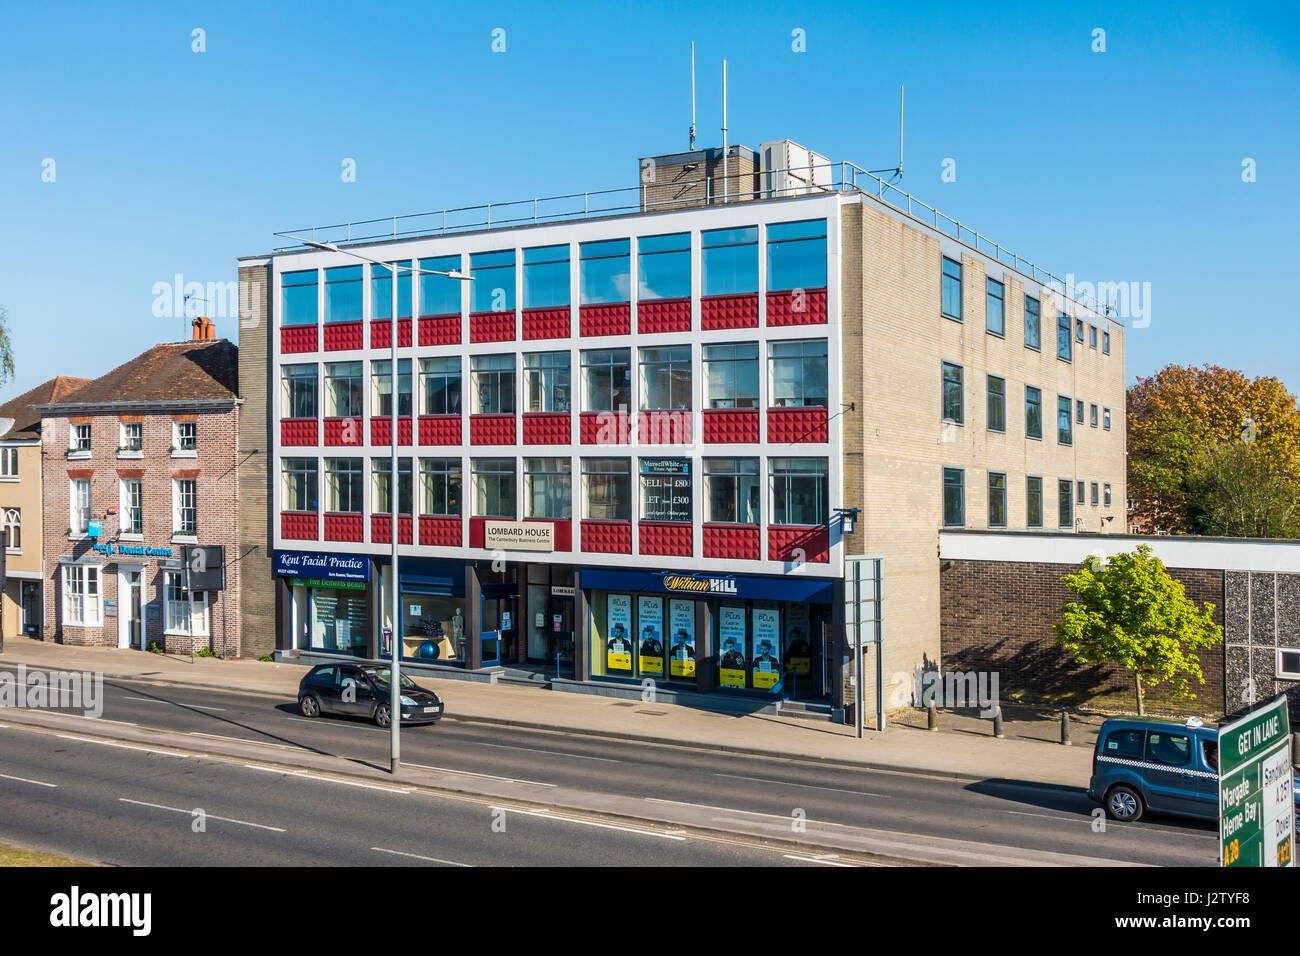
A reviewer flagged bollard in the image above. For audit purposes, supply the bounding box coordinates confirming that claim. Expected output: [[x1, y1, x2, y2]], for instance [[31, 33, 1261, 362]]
[[927, 703, 939, 732], [1292, 731, 1300, 769], [1060, 710, 1072, 746], [993, 706, 1004, 738]]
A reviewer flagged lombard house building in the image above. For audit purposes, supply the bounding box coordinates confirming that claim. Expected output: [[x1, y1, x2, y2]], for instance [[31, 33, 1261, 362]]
[[237, 139, 1127, 719], [37, 321, 242, 654]]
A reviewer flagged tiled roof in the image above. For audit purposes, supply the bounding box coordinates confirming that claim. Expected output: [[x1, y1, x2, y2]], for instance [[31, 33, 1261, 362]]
[[0, 376, 92, 439], [44, 340, 238, 409]]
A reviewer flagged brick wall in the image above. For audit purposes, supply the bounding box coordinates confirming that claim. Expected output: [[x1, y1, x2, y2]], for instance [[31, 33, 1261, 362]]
[[940, 558, 1226, 715], [237, 262, 277, 659]]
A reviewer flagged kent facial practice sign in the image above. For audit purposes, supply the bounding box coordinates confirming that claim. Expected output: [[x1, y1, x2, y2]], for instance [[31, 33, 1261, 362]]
[[274, 550, 369, 583], [1218, 694, 1294, 868]]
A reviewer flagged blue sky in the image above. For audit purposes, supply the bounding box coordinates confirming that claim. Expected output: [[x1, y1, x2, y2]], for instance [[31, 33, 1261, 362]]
[[1, 0, 1297, 399]]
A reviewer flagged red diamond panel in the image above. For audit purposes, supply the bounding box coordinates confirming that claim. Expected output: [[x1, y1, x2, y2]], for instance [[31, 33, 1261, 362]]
[[637, 297, 691, 334], [323, 321, 364, 351], [766, 288, 828, 326], [418, 415, 461, 446], [639, 522, 692, 556], [470, 311, 515, 343], [637, 411, 692, 444], [280, 418, 318, 446], [768, 526, 829, 564], [323, 417, 365, 446], [581, 520, 632, 554], [701, 409, 759, 444], [419, 314, 460, 346], [370, 317, 413, 349], [281, 511, 318, 540], [701, 294, 759, 330], [703, 524, 761, 561], [523, 413, 571, 445], [579, 303, 630, 337], [371, 514, 414, 545], [580, 411, 631, 445], [767, 408, 828, 443], [522, 307, 570, 340], [419, 516, 461, 547], [470, 414, 515, 445], [370, 416, 414, 446], [324, 513, 364, 543], [280, 326, 318, 354]]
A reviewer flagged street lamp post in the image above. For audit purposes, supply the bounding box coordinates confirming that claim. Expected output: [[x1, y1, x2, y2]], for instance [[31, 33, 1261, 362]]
[[278, 234, 471, 774]]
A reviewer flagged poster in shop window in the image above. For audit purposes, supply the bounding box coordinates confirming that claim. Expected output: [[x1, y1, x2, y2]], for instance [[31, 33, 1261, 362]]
[[606, 593, 633, 673], [718, 605, 747, 689], [637, 595, 664, 677], [668, 599, 696, 678], [752, 605, 782, 690], [785, 603, 812, 676]]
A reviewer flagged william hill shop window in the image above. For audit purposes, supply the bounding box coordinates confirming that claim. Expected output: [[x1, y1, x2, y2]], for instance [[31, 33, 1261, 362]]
[[582, 568, 831, 699]]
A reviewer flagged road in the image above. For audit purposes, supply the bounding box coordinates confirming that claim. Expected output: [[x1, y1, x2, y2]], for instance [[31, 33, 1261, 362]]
[[0, 674, 1220, 866]]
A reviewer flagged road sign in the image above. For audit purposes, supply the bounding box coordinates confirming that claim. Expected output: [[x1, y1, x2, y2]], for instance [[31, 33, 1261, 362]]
[[182, 545, 226, 591], [1218, 694, 1294, 868]]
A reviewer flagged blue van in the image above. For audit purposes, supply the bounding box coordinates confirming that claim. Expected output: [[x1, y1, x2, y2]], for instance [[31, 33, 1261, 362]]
[[1088, 716, 1300, 827]]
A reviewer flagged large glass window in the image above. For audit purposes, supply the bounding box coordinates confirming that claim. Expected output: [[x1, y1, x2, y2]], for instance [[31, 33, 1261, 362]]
[[767, 219, 827, 291], [420, 458, 462, 516], [986, 278, 1005, 336], [62, 565, 101, 627], [371, 359, 412, 417], [941, 257, 962, 320], [120, 480, 143, 534], [1025, 386, 1042, 440], [988, 472, 1007, 528], [524, 458, 572, 519], [282, 364, 318, 419], [472, 458, 516, 518], [986, 375, 1006, 432], [419, 357, 461, 416], [69, 478, 91, 533], [173, 479, 197, 534], [580, 239, 631, 305], [702, 226, 758, 296], [282, 269, 318, 326], [418, 255, 462, 316], [324, 265, 363, 323], [582, 458, 631, 520], [472, 354, 515, 414], [1057, 312, 1072, 361], [942, 362, 964, 424], [1027, 476, 1043, 528], [637, 233, 691, 300], [524, 352, 571, 413], [1058, 395, 1073, 445], [704, 458, 759, 524], [324, 362, 363, 418], [768, 339, 828, 408], [471, 250, 516, 313], [325, 458, 363, 513], [165, 571, 209, 636], [943, 467, 965, 527], [523, 245, 570, 309], [703, 342, 759, 409], [1058, 479, 1074, 528], [582, 348, 631, 412], [640, 458, 693, 522], [1024, 295, 1041, 350], [770, 457, 826, 526], [370, 260, 412, 320], [371, 457, 413, 515], [311, 592, 367, 655], [282, 458, 318, 512], [639, 346, 692, 411]]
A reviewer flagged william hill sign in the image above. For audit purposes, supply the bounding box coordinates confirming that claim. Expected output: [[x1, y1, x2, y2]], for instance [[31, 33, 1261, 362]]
[[663, 574, 737, 595]]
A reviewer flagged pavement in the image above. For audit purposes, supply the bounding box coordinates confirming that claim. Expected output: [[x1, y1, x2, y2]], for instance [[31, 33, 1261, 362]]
[[0, 636, 1101, 786]]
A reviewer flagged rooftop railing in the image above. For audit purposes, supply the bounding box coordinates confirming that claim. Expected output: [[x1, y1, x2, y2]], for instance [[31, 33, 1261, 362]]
[[276, 161, 1113, 318]]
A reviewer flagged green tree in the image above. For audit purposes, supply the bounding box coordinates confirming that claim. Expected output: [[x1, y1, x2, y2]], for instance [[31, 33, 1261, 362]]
[[1054, 546, 1222, 715], [1187, 442, 1300, 538], [0, 306, 14, 386]]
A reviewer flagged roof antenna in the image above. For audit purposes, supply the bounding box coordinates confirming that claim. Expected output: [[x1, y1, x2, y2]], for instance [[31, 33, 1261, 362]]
[[721, 58, 728, 203], [689, 42, 696, 150], [869, 85, 905, 186]]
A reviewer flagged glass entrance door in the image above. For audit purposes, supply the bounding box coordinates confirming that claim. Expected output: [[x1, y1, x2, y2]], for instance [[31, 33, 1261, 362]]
[[128, 573, 143, 649], [548, 595, 575, 675]]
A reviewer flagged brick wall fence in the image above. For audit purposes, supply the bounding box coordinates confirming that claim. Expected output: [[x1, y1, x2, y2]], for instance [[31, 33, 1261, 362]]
[[940, 558, 1227, 716]]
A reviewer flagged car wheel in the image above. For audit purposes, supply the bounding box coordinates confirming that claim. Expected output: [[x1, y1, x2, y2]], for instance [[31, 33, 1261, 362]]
[[374, 702, 391, 727], [1106, 784, 1144, 822], [299, 694, 321, 718]]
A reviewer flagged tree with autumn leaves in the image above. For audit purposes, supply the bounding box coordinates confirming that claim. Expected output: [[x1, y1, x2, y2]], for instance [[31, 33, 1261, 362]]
[[1127, 364, 1300, 537]]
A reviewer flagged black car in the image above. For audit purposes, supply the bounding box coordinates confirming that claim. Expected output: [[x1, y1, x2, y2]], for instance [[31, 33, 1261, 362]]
[[298, 662, 443, 727]]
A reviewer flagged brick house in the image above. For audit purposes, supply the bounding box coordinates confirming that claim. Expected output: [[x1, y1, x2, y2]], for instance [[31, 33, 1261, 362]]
[[37, 321, 242, 654]]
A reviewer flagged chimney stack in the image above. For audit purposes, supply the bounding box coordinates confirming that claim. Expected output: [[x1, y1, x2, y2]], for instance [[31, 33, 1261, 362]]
[[191, 316, 215, 340]]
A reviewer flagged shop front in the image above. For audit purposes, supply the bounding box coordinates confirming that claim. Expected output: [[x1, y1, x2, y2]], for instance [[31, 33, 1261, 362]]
[[275, 549, 372, 657], [581, 567, 834, 701]]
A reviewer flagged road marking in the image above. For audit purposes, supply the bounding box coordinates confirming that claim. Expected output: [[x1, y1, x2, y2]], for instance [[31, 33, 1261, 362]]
[[50, 713, 138, 726], [783, 853, 854, 866], [495, 806, 686, 840], [123, 696, 167, 704], [476, 741, 619, 763], [371, 846, 471, 867], [1005, 809, 1083, 824], [282, 715, 385, 731], [712, 772, 885, 798], [188, 732, 307, 751], [242, 764, 410, 793], [55, 734, 194, 759], [118, 798, 286, 832], [0, 772, 58, 788], [187, 704, 227, 712], [403, 762, 556, 788]]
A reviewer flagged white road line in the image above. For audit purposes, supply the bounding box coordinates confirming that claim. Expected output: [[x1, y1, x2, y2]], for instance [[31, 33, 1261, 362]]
[[496, 805, 686, 840], [118, 798, 286, 832], [371, 846, 472, 867], [49, 713, 138, 726], [403, 762, 556, 788], [282, 715, 385, 731], [0, 772, 58, 788], [783, 854, 855, 867], [187, 704, 227, 712], [242, 764, 410, 793], [476, 741, 619, 763], [54, 734, 194, 759], [712, 771, 885, 798], [187, 732, 306, 751], [1005, 809, 1083, 823], [122, 696, 167, 704]]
